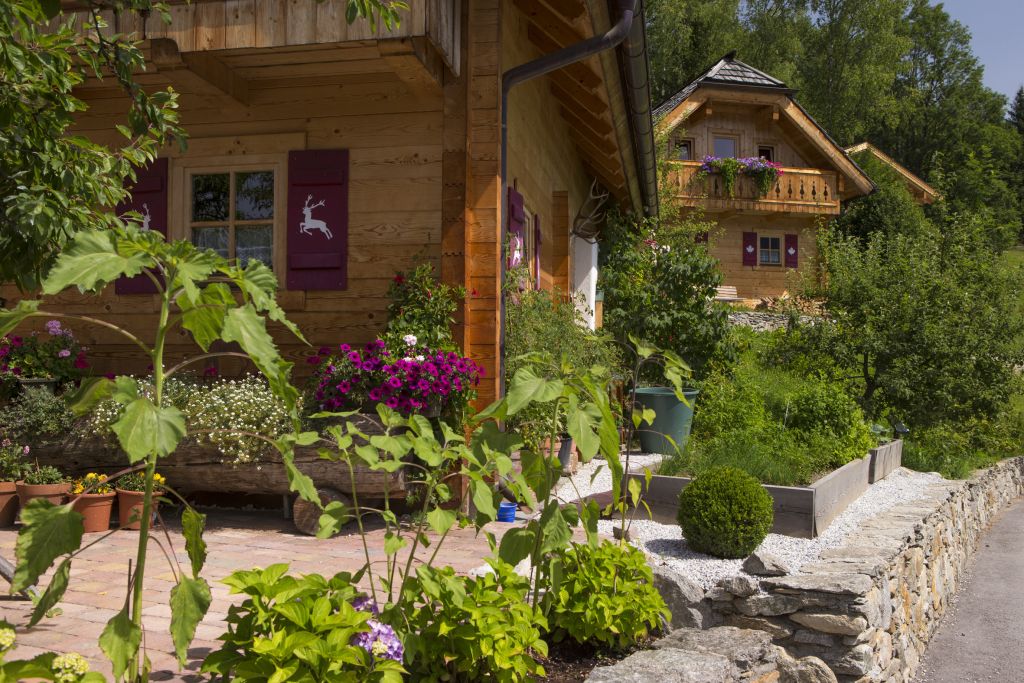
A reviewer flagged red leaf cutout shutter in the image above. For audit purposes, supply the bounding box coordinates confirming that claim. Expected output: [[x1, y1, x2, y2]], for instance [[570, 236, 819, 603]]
[[507, 186, 525, 270], [115, 158, 168, 294], [286, 149, 349, 291], [742, 231, 758, 267], [785, 234, 799, 268]]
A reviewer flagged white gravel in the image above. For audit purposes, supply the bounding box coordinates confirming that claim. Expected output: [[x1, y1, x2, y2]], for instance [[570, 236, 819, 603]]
[[596, 467, 945, 590], [551, 452, 664, 505]]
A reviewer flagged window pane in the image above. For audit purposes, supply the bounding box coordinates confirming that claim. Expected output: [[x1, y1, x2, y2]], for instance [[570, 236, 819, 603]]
[[192, 174, 229, 222], [192, 226, 229, 258], [677, 141, 691, 161], [236, 225, 273, 269], [758, 146, 774, 162], [235, 171, 274, 220], [713, 137, 736, 158]]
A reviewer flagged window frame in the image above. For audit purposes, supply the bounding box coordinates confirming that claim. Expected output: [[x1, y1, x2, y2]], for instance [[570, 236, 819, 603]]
[[712, 134, 739, 158], [757, 144, 776, 162], [171, 154, 287, 279], [522, 203, 538, 287], [674, 138, 694, 161], [759, 235, 782, 266]]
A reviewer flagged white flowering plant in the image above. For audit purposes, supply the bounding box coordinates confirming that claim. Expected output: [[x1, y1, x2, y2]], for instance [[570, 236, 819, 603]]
[[87, 375, 292, 465], [0, 621, 103, 682]]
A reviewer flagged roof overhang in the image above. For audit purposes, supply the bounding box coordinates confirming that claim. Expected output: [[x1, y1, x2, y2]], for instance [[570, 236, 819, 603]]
[[845, 142, 939, 205]]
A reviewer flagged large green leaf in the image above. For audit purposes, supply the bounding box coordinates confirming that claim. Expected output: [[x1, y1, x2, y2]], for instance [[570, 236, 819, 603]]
[[221, 304, 281, 378], [12, 500, 83, 593], [170, 249, 219, 304], [276, 438, 319, 504], [99, 606, 142, 681], [565, 396, 600, 461], [111, 398, 186, 463], [506, 367, 564, 415], [539, 503, 572, 556], [28, 558, 71, 626], [497, 525, 535, 566], [42, 230, 148, 294], [181, 507, 207, 579], [316, 501, 354, 539], [426, 508, 456, 536], [178, 282, 233, 352], [66, 377, 115, 416], [470, 479, 497, 521], [0, 653, 57, 681], [170, 576, 212, 667], [0, 299, 40, 337]]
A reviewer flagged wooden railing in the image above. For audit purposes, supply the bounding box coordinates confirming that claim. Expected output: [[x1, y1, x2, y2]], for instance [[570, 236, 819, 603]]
[[667, 161, 841, 214]]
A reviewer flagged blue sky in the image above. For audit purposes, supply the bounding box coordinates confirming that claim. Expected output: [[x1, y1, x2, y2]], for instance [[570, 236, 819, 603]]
[[938, 0, 1024, 101]]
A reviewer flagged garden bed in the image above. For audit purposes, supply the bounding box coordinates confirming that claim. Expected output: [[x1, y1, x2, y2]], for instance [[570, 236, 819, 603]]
[[627, 440, 903, 538]]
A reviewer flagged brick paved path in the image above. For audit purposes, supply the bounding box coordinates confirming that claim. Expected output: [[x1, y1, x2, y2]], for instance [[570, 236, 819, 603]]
[[0, 509, 501, 681]]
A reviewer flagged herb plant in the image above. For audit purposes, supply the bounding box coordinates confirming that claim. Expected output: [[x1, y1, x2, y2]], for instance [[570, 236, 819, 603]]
[[0, 440, 29, 481], [545, 541, 669, 649], [201, 564, 405, 682], [384, 262, 465, 351], [401, 560, 548, 682], [0, 387, 76, 442], [21, 465, 69, 486]]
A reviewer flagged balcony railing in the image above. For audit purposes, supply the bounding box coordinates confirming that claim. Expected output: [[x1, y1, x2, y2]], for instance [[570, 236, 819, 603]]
[[668, 161, 841, 214]]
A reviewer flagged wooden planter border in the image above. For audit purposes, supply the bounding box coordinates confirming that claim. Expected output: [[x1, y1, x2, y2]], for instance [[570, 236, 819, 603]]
[[626, 439, 903, 539]]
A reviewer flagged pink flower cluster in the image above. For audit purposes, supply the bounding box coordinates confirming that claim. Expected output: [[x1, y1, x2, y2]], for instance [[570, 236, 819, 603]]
[[0, 320, 89, 380], [309, 340, 483, 416]]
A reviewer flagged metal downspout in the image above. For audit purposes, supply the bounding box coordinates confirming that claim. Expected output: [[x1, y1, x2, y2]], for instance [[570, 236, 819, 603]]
[[498, 0, 638, 397], [621, 0, 658, 217]]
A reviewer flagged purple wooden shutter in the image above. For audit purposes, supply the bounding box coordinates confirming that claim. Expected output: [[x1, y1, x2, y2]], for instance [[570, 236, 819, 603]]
[[286, 149, 349, 291], [115, 158, 168, 294], [742, 231, 758, 267], [785, 234, 799, 268], [533, 214, 541, 289], [507, 186, 525, 269]]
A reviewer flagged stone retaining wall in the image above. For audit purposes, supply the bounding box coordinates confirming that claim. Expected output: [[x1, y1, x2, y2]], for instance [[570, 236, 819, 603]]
[[705, 457, 1024, 681]]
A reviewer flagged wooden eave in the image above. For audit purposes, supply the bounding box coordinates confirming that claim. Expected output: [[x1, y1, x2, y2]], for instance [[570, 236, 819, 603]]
[[845, 142, 939, 205], [510, 0, 634, 207], [655, 84, 875, 201]]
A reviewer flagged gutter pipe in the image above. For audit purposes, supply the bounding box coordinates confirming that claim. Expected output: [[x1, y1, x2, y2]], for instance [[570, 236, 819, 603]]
[[498, 0, 638, 397], [620, 0, 658, 217]]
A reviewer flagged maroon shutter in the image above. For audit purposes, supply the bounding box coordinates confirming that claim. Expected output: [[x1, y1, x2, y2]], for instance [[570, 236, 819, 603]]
[[507, 186, 525, 269], [742, 231, 758, 267], [785, 234, 799, 268], [533, 214, 541, 289], [286, 149, 349, 291], [115, 158, 168, 294]]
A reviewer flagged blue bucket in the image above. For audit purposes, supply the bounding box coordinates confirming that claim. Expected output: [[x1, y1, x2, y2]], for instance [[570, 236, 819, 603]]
[[497, 501, 518, 523]]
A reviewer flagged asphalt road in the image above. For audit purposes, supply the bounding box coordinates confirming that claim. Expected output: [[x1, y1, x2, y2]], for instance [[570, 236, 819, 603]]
[[914, 498, 1024, 682]]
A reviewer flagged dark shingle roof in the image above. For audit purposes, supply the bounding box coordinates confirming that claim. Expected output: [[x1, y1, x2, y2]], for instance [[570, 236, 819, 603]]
[[653, 52, 791, 119]]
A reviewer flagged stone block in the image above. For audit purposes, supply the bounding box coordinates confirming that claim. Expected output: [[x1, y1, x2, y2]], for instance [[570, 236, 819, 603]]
[[744, 551, 791, 577], [725, 615, 794, 640], [654, 626, 775, 672], [793, 630, 837, 648], [777, 651, 839, 683], [734, 594, 807, 617], [789, 612, 867, 636], [831, 643, 873, 676], [652, 564, 710, 630], [586, 648, 736, 683], [761, 573, 873, 597], [719, 575, 759, 598]]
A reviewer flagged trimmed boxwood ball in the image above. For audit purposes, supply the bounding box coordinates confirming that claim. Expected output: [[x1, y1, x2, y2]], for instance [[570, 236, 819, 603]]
[[676, 466, 774, 559]]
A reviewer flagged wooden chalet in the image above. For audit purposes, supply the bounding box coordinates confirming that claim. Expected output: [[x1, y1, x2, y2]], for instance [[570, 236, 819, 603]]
[[655, 53, 875, 301], [8, 0, 657, 406], [845, 142, 939, 206]]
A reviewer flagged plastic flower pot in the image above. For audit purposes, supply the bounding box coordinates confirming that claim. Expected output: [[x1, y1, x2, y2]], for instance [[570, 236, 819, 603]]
[[0, 481, 18, 527], [72, 492, 116, 533], [634, 387, 700, 455], [497, 501, 518, 523], [116, 489, 160, 530], [15, 481, 70, 508]]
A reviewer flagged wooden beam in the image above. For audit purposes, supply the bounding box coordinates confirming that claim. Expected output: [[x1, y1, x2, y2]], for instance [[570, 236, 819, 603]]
[[538, 0, 586, 21], [512, 0, 584, 48], [558, 103, 614, 139], [549, 73, 608, 116], [180, 52, 250, 105], [379, 38, 444, 96], [525, 24, 601, 90]]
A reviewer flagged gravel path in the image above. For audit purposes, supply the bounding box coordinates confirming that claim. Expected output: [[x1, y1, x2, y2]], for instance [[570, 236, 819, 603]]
[[597, 467, 944, 590], [551, 452, 664, 505]]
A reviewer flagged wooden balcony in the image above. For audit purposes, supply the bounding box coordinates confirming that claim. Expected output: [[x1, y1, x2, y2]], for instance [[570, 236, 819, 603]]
[[668, 161, 842, 215]]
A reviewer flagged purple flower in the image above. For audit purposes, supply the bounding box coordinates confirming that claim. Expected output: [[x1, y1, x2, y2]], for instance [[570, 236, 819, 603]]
[[338, 381, 351, 394], [368, 388, 383, 401], [58, 349, 71, 358], [352, 619, 404, 662], [347, 351, 361, 363], [351, 595, 380, 616], [45, 320, 62, 336], [318, 346, 331, 356], [385, 396, 400, 408], [339, 343, 351, 352], [387, 376, 402, 389], [375, 339, 386, 349]]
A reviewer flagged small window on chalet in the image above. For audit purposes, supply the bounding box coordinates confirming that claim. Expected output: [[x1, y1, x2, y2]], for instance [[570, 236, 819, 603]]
[[190, 170, 275, 269], [759, 236, 781, 265], [758, 145, 775, 162], [713, 136, 738, 158], [675, 139, 693, 161]]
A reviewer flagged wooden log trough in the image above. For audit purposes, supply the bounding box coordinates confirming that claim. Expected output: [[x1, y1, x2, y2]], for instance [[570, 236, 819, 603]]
[[625, 439, 903, 539]]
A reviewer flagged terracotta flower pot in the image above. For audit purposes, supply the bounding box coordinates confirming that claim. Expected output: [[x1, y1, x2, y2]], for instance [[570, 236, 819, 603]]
[[116, 489, 160, 530], [16, 481, 70, 508], [72, 492, 116, 533], [0, 481, 18, 527]]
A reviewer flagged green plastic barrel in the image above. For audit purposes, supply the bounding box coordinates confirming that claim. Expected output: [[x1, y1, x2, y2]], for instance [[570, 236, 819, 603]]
[[634, 387, 700, 455]]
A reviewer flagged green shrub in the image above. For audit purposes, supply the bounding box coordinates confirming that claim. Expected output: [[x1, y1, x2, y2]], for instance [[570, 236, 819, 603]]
[[674, 425, 818, 486], [545, 541, 669, 649], [20, 464, 67, 486], [787, 382, 876, 470], [677, 467, 774, 559], [202, 564, 405, 682], [384, 261, 465, 351], [0, 440, 28, 481], [0, 387, 74, 441], [402, 560, 547, 682]]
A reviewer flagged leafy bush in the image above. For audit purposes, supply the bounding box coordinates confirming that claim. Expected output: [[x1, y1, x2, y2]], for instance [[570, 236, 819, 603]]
[[384, 262, 465, 351], [402, 560, 547, 682], [0, 387, 75, 441], [902, 408, 1024, 479], [545, 541, 669, 649], [202, 564, 405, 682], [0, 440, 29, 481], [21, 465, 68, 486], [0, 319, 88, 383], [787, 382, 875, 470], [677, 467, 774, 559]]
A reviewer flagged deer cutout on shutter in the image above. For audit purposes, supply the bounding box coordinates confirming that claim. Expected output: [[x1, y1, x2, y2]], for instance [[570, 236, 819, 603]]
[[140, 204, 152, 231], [300, 194, 332, 240]]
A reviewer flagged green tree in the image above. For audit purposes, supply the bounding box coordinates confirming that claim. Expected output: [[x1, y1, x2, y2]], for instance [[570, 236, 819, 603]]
[[837, 150, 930, 241], [1010, 86, 1024, 136]]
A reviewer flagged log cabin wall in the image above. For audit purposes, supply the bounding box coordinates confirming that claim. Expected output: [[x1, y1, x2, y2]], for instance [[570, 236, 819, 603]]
[[707, 216, 821, 300], [503, 1, 591, 294]]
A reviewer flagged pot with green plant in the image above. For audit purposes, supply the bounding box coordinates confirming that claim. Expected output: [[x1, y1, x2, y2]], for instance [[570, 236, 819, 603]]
[[116, 471, 166, 530], [0, 319, 88, 394], [16, 464, 70, 507], [71, 473, 116, 533], [0, 440, 29, 526]]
